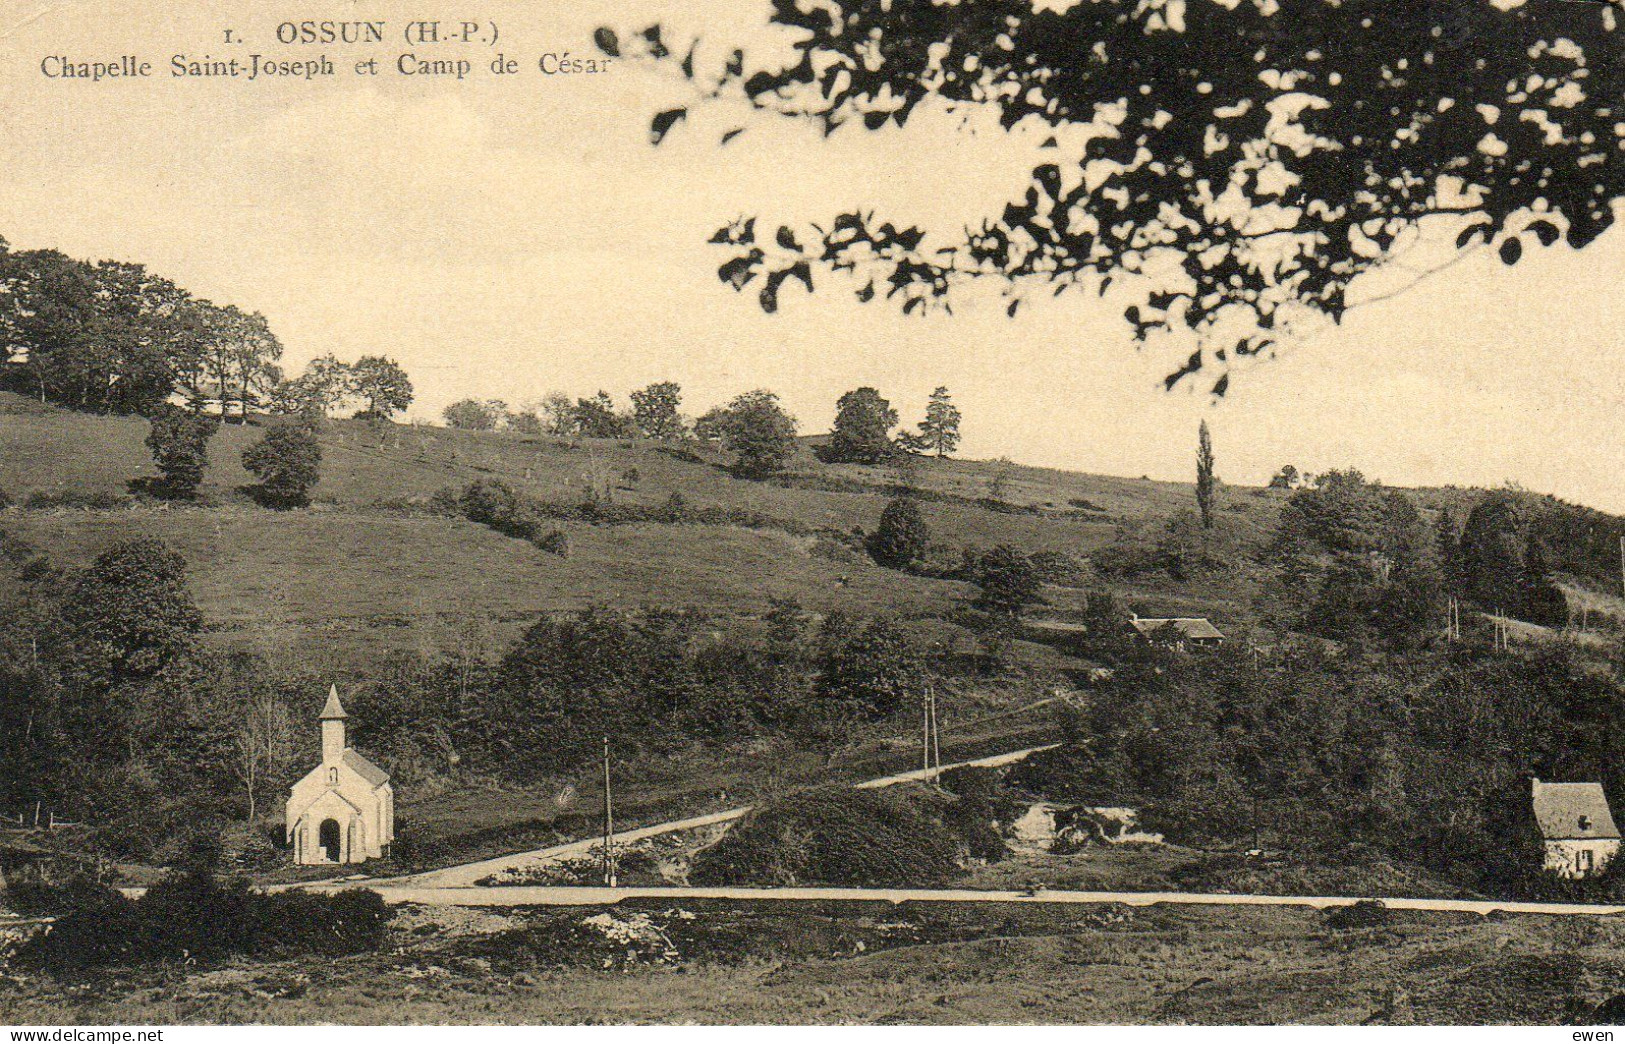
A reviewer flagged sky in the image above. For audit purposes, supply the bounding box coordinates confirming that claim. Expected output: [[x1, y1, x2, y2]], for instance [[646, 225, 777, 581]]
[[1, 0, 1622, 510]]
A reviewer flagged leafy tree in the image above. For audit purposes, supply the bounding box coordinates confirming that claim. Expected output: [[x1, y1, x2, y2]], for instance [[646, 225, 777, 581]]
[[973, 544, 1043, 618], [1276, 469, 1389, 554], [1079, 590, 1137, 663], [1457, 492, 1528, 614], [539, 391, 576, 435], [693, 406, 728, 443], [204, 653, 296, 822], [1274, 479, 1442, 647], [1435, 508, 1463, 590], [893, 429, 930, 455], [1, 252, 188, 413], [1378, 491, 1434, 571], [1520, 538, 1570, 629], [271, 355, 353, 418], [630, 381, 686, 440], [1154, 507, 1229, 581], [349, 355, 413, 419], [827, 387, 898, 464], [573, 391, 633, 438], [1375, 558, 1448, 651], [613, 1, 1622, 392], [869, 495, 930, 570], [242, 424, 322, 508], [0, 244, 285, 418], [708, 390, 799, 478], [1269, 465, 1300, 490], [815, 617, 923, 719], [1196, 420, 1217, 530], [917, 386, 962, 458], [442, 398, 500, 431], [61, 539, 202, 680], [506, 408, 544, 435], [144, 407, 220, 499], [179, 304, 283, 421]]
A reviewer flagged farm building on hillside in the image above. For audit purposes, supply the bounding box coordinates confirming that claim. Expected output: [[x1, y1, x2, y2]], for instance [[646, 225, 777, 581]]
[[1531, 779, 1620, 879], [285, 686, 393, 866], [1128, 615, 1226, 649]]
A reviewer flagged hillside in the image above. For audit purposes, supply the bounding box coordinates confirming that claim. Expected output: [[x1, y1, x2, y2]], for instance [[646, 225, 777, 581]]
[[0, 391, 1288, 667]]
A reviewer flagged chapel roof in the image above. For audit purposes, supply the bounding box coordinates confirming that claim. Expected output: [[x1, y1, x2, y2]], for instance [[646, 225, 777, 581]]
[[342, 748, 390, 788]]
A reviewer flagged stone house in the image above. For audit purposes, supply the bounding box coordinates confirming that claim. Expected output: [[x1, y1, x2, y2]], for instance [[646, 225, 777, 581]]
[[1531, 778, 1620, 879]]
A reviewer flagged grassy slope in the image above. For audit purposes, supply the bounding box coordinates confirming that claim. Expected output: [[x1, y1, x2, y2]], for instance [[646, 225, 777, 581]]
[[0, 391, 1286, 667]]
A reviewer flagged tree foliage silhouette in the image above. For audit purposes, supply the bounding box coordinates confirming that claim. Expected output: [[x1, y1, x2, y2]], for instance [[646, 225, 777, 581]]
[[606, 0, 1621, 392]]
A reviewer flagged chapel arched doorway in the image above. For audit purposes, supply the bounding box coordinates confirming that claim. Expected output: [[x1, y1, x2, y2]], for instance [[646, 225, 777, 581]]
[[319, 818, 342, 863]]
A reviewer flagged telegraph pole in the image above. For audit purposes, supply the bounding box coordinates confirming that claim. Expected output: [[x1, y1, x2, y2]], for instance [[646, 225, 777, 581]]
[[921, 683, 943, 780], [922, 691, 932, 776], [929, 683, 941, 778], [602, 736, 616, 888]]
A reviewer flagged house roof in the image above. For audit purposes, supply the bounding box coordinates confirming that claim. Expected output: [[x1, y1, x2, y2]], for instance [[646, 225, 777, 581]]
[[320, 684, 349, 720], [1532, 780, 1620, 841], [342, 748, 390, 788], [1026, 619, 1089, 634], [1129, 617, 1225, 641]]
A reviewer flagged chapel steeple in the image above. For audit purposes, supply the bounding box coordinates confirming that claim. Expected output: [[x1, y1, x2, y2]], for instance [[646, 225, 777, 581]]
[[320, 684, 348, 761]]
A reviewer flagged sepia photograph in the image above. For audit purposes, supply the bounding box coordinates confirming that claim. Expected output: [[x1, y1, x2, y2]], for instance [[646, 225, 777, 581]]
[[0, 0, 1623, 1030]]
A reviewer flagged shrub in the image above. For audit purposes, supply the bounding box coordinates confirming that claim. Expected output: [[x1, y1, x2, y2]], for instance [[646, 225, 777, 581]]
[[972, 544, 1044, 617], [458, 477, 523, 529], [868, 496, 930, 569], [535, 529, 571, 557], [689, 785, 988, 887], [1, 876, 123, 919], [810, 534, 863, 563], [1324, 899, 1392, 931], [447, 479, 814, 539], [1030, 550, 1092, 587], [14, 872, 390, 971], [428, 486, 463, 516], [144, 407, 220, 499], [0, 486, 11, 510], [911, 541, 965, 580], [242, 424, 322, 508]]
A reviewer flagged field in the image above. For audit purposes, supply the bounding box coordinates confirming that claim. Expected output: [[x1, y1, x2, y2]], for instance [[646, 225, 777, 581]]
[[3, 896, 1619, 1025]]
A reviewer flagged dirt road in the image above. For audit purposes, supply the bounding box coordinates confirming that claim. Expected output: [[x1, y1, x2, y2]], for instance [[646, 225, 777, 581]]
[[312, 882, 1625, 918], [380, 742, 1060, 888]]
